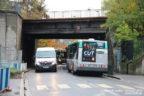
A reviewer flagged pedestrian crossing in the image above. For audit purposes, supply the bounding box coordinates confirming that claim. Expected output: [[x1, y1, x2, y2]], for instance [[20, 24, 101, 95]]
[[36, 85, 48, 90], [135, 86, 144, 90], [97, 84, 113, 88], [57, 84, 71, 89], [77, 84, 92, 88], [36, 83, 144, 91], [117, 85, 134, 90]]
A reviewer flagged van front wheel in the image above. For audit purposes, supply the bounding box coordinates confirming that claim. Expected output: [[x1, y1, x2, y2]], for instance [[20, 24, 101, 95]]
[[53, 66, 57, 72], [53, 68, 57, 72], [35, 69, 39, 72]]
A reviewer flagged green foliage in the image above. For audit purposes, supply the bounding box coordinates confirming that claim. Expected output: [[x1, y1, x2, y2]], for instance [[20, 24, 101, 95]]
[[115, 22, 138, 43], [0, 0, 11, 10], [10, 67, 16, 72], [102, 0, 144, 44], [21, 0, 48, 19], [37, 39, 68, 49]]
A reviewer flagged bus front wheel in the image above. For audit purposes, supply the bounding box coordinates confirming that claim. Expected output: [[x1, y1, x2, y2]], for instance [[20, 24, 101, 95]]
[[72, 67, 77, 75], [68, 68, 71, 73], [98, 73, 103, 77]]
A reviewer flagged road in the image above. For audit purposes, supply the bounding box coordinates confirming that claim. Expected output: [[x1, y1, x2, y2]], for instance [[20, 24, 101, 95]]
[[24, 65, 144, 96]]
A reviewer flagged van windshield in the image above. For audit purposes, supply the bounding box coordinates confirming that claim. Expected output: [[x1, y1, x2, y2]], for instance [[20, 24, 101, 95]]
[[36, 51, 56, 58]]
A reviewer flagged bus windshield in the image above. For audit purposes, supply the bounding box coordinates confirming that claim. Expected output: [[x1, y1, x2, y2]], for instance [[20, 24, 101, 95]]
[[82, 42, 96, 62], [36, 51, 56, 58]]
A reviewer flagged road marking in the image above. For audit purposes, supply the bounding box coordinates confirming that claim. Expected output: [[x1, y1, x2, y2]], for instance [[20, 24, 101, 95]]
[[77, 84, 92, 88], [36, 85, 48, 90], [104, 89, 120, 96], [117, 85, 134, 89], [89, 83, 99, 88], [57, 84, 70, 89], [97, 84, 112, 88], [135, 86, 144, 90]]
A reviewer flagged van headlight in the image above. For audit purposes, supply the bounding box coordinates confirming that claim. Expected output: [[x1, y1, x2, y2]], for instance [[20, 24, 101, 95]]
[[51, 62, 56, 65], [35, 61, 40, 65]]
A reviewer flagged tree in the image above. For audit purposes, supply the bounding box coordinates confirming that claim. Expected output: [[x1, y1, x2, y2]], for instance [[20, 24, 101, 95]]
[[115, 21, 138, 43], [70, 39, 81, 43], [37, 39, 68, 49], [20, 0, 48, 19], [0, 0, 11, 10], [102, 0, 144, 44]]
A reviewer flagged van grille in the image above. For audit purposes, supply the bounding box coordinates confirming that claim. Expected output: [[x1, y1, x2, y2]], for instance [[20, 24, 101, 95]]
[[40, 62, 52, 66]]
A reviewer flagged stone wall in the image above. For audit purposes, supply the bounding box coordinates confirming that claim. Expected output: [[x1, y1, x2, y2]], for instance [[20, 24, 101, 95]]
[[120, 56, 144, 75], [0, 10, 22, 50], [0, 13, 6, 46]]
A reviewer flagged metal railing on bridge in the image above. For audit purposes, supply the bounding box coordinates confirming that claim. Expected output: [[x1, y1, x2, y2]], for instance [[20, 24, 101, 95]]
[[47, 9, 106, 19]]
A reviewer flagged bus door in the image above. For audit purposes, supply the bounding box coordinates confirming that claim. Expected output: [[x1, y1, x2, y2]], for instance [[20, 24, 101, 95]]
[[96, 42, 107, 67]]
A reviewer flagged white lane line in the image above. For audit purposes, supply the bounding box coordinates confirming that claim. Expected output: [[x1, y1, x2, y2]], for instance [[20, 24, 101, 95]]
[[77, 84, 92, 88], [97, 84, 113, 88], [36, 85, 48, 90], [57, 84, 70, 89], [117, 85, 134, 89]]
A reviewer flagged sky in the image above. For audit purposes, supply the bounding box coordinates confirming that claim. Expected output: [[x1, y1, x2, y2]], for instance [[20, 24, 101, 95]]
[[45, 0, 103, 11]]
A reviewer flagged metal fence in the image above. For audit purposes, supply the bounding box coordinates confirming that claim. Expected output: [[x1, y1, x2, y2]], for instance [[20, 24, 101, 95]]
[[133, 39, 144, 60], [120, 39, 144, 74], [47, 9, 106, 18], [0, 45, 22, 72]]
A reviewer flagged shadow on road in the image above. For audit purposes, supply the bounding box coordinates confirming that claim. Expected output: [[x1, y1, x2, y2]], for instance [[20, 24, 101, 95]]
[[34, 65, 106, 78], [75, 72, 105, 78]]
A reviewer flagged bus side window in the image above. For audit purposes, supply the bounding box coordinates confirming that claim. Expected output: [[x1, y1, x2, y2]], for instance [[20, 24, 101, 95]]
[[67, 47, 70, 59], [75, 43, 78, 59], [73, 43, 78, 59], [70, 45, 73, 59]]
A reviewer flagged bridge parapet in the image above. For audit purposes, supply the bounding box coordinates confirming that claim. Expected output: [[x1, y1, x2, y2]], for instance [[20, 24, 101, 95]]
[[47, 9, 106, 19]]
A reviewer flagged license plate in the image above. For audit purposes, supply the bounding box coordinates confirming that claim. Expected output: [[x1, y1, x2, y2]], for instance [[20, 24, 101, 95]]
[[43, 66, 49, 68]]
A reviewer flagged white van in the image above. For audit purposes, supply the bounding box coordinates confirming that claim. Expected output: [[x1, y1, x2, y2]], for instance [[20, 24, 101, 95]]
[[35, 47, 57, 72]]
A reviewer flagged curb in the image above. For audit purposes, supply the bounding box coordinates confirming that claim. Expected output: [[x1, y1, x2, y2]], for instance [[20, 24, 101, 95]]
[[20, 72, 24, 96], [24, 72, 32, 96], [24, 69, 33, 74], [104, 74, 121, 80]]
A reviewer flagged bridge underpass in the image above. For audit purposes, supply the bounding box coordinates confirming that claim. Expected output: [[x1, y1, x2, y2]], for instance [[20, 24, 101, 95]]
[[22, 17, 110, 67]]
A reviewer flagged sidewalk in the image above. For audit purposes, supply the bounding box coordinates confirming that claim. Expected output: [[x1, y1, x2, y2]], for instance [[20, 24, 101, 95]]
[[0, 73, 24, 96], [107, 74, 144, 86]]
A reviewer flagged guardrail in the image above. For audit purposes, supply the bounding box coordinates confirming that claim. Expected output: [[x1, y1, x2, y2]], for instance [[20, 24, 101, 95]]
[[47, 9, 106, 18]]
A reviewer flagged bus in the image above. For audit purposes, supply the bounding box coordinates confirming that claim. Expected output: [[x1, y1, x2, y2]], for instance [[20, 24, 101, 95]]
[[55, 49, 67, 64], [66, 39, 108, 76]]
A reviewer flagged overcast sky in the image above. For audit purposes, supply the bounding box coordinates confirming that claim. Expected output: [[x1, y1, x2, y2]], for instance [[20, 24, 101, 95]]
[[45, 0, 103, 11]]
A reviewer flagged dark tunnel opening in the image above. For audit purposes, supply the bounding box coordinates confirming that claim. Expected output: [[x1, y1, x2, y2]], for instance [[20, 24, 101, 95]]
[[22, 33, 106, 67], [21, 17, 114, 68]]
